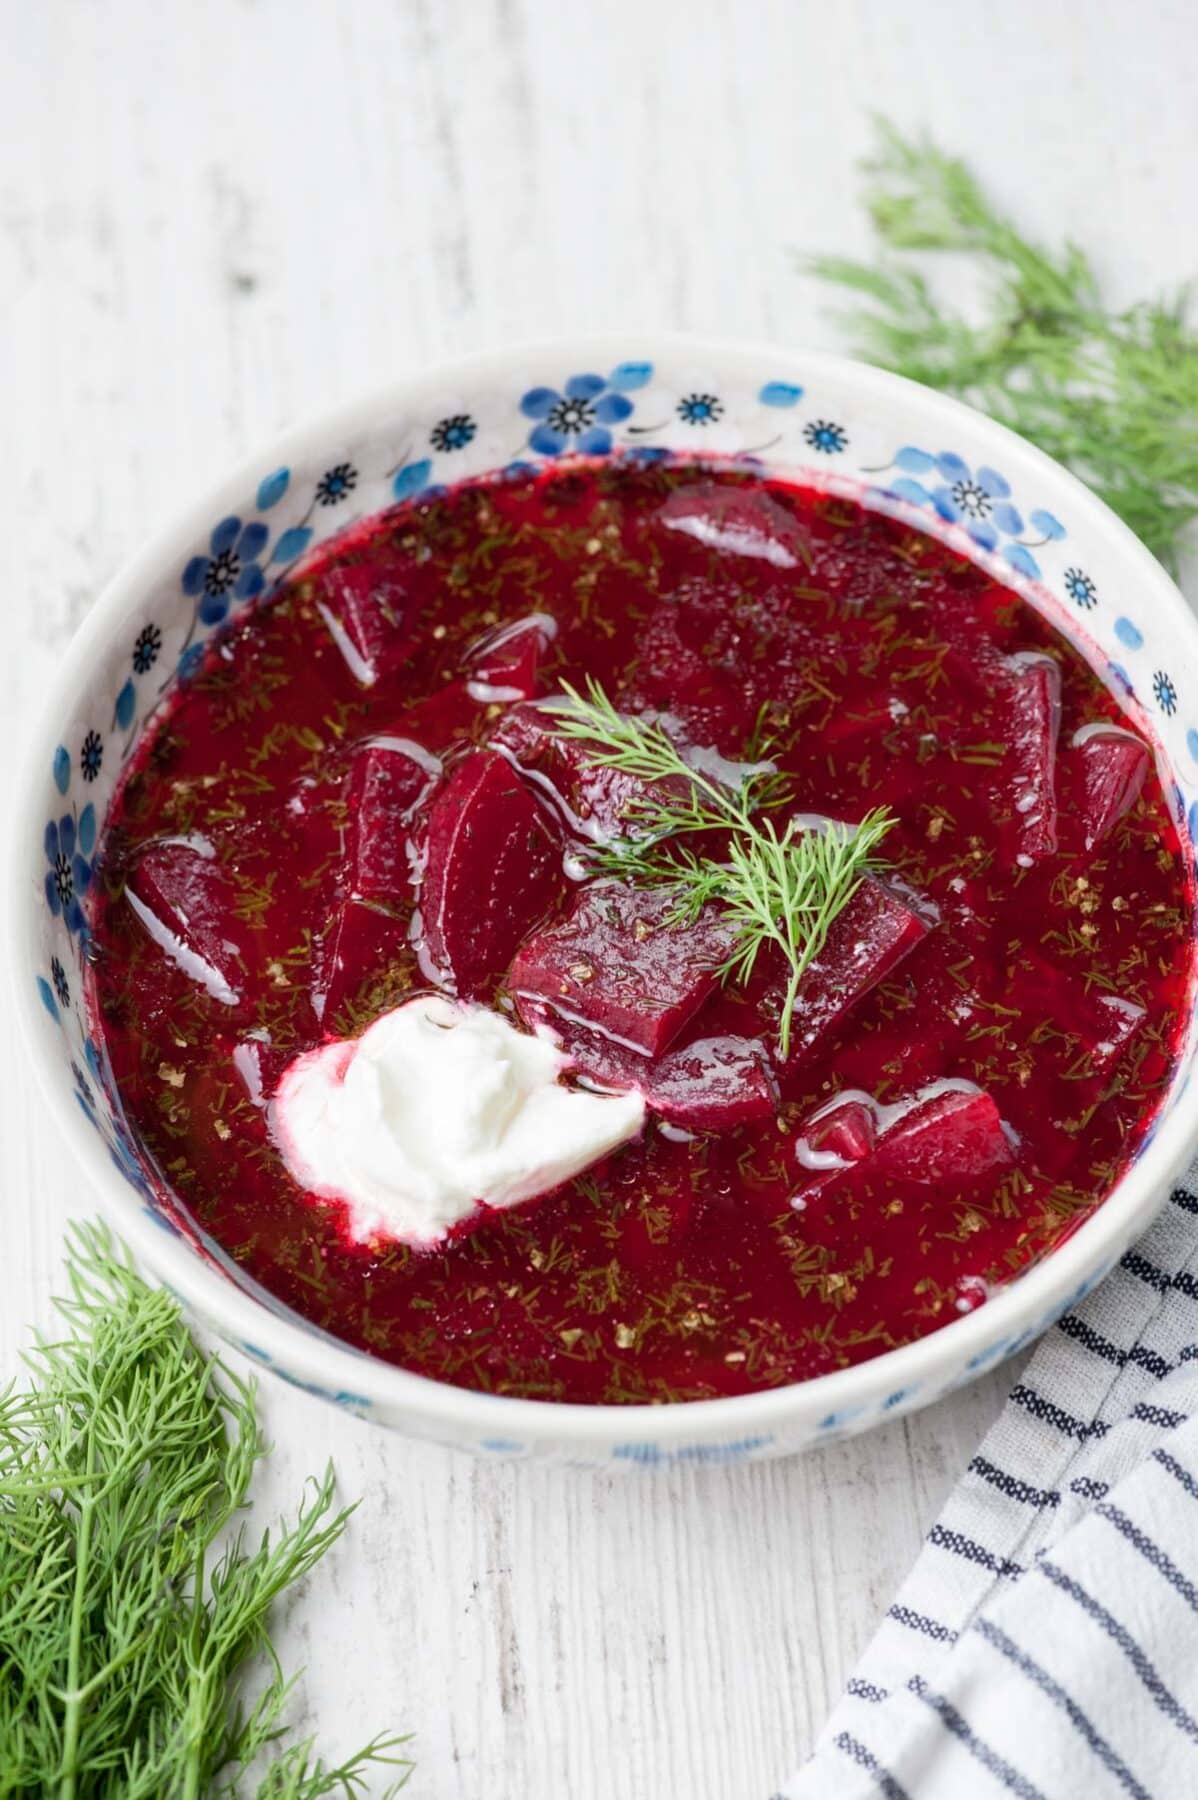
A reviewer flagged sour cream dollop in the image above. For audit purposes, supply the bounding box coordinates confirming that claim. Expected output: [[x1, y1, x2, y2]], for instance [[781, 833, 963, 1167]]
[[271, 995, 645, 1247]]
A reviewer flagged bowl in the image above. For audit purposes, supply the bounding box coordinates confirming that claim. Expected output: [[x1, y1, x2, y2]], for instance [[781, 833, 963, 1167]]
[[14, 335, 1198, 1468]]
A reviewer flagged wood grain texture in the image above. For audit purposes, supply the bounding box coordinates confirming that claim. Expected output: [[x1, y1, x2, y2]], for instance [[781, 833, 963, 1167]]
[[2, 3, 1195, 1793]]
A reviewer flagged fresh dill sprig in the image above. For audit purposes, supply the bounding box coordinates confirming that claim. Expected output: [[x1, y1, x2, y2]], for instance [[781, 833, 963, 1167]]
[[544, 679, 790, 842], [542, 681, 893, 1055], [0, 1219, 411, 1799], [806, 118, 1198, 569]]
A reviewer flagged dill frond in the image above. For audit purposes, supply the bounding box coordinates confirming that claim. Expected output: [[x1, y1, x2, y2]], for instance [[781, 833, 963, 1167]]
[[542, 683, 893, 1055], [0, 1220, 411, 1798], [807, 118, 1198, 569]]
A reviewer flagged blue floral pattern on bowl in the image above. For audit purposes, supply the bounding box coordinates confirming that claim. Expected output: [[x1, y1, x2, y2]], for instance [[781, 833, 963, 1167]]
[[875, 448, 1066, 579], [183, 516, 270, 620], [24, 342, 1198, 1463], [520, 370, 637, 456]]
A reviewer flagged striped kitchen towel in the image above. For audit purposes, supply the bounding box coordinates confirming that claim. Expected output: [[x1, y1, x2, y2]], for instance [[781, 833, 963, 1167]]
[[779, 1175, 1198, 1799]]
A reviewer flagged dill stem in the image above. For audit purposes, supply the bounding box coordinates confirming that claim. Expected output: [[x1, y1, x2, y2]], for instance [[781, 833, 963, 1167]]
[[58, 1436, 96, 1800], [181, 1541, 209, 1800]]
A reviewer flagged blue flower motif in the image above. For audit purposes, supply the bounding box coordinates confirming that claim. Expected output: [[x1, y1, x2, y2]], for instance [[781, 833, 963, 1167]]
[[1064, 567, 1097, 610], [182, 516, 270, 624], [883, 448, 1066, 579], [431, 413, 477, 453], [1154, 669, 1178, 716], [677, 392, 723, 427], [804, 418, 848, 454], [520, 371, 635, 457], [44, 812, 92, 934]]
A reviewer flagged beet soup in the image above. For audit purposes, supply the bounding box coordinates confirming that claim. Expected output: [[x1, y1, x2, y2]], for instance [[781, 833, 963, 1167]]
[[85, 460, 1195, 1404]]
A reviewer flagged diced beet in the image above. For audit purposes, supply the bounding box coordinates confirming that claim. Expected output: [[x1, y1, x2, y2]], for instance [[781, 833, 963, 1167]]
[[619, 593, 796, 751], [1063, 726, 1150, 850], [346, 737, 441, 901], [766, 877, 933, 1066], [381, 681, 478, 752], [491, 701, 694, 842], [313, 899, 408, 1029], [466, 615, 556, 702], [126, 838, 245, 1007], [872, 1087, 1014, 1185], [658, 481, 812, 570], [796, 1096, 877, 1167], [514, 996, 775, 1134], [996, 652, 1061, 863], [419, 750, 565, 994], [312, 560, 415, 686], [645, 1035, 777, 1130], [511, 880, 736, 1057]]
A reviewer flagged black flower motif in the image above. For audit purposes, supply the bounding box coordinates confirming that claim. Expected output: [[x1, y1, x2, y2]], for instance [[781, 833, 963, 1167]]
[[677, 393, 723, 427], [53, 852, 73, 909], [804, 419, 848, 454], [1153, 670, 1178, 716], [315, 462, 359, 506], [1064, 568, 1097, 611], [949, 477, 992, 520], [80, 730, 103, 782], [203, 547, 240, 598], [430, 414, 477, 453], [51, 956, 70, 1008], [132, 622, 163, 672], [546, 395, 596, 437]]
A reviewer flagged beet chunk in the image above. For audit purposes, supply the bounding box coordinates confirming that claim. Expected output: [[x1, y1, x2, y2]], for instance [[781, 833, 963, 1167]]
[[314, 899, 408, 1029], [312, 559, 415, 686], [346, 738, 441, 901], [658, 481, 812, 569], [645, 1035, 778, 1130], [511, 880, 736, 1057], [872, 1086, 1014, 1185], [126, 838, 245, 1007], [514, 997, 775, 1133], [491, 701, 694, 843], [1063, 725, 1150, 850], [796, 1084, 1012, 1191], [796, 1096, 877, 1168], [619, 599, 776, 751], [466, 615, 556, 702], [994, 652, 1061, 864], [419, 750, 565, 994], [768, 877, 933, 1066]]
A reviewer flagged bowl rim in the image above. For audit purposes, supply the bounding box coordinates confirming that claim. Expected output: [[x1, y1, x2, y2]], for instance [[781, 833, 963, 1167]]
[[13, 330, 1198, 1446]]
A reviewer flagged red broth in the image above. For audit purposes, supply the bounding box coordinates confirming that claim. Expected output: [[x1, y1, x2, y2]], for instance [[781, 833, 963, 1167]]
[[86, 461, 1194, 1403]]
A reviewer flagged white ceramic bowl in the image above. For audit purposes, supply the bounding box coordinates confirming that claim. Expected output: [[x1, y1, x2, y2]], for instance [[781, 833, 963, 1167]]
[[14, 336, 1198, 1467]]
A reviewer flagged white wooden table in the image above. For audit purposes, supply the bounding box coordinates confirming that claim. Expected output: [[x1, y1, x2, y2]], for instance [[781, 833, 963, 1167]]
[[4, 4, 1196, 1794]]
